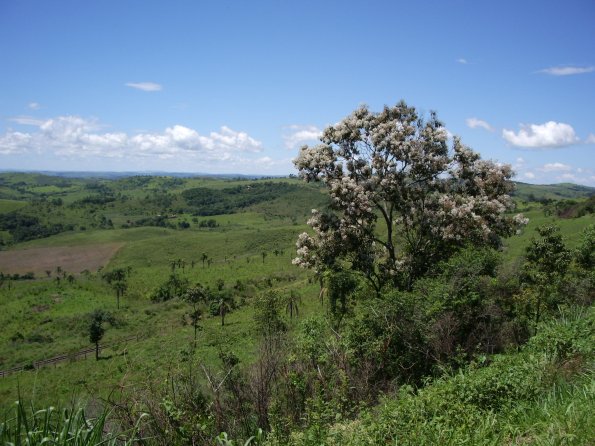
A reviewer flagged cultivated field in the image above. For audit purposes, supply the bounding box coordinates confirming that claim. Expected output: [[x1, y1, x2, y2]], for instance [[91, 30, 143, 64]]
[[0, 243, 123, 275]]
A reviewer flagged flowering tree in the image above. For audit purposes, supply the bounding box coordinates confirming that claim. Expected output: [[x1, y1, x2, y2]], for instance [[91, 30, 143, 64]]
[[293, 101, 527, 292]]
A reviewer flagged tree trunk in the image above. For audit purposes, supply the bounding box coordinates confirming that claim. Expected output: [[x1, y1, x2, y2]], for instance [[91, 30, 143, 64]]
[[95, 341, 100, 360]]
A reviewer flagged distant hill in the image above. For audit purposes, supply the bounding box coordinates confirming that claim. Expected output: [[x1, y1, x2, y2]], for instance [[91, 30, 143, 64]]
[[0, 170, 282, 180], [513, 182, 595, 201]]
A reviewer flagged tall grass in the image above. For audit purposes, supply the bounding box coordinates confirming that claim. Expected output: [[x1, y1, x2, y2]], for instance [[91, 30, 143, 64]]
[[0, 401, 144, 445]]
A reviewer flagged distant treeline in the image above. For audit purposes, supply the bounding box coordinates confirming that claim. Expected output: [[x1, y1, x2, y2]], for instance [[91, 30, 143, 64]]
[[182, 182, 301, 215], [0, 213, 72, 242]]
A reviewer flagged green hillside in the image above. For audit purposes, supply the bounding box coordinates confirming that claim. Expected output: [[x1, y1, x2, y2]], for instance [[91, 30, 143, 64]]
[[0, 172, 592, 445], [513, 181, 595, 201]]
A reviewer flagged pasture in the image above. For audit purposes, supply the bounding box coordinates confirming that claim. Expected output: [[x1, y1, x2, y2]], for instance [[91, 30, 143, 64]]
[[0, 172, 593, 412]]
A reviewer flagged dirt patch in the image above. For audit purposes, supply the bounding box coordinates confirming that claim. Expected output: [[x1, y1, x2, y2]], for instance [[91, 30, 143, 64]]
[[31, 304, 50, 313], [0, 243, 123, 276]]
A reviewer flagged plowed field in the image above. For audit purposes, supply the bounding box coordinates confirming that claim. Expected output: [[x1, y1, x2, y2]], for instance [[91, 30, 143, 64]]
[[0, 243, 123, 275]]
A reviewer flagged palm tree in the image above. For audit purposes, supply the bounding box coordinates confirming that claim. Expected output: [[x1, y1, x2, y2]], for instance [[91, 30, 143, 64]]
[[285, 290, 302, 319], [183, 285, 208, 341], [113, 280, 127, 309], [216, 293, 233, 326], [103, 267, 132, 309]]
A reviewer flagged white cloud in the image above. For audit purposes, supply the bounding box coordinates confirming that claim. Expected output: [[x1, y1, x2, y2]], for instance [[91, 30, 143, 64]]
[[456, 58, 468, 64], [0, 131, 32, 155], [9, 116, 45, 126], [28, 102, 41, 110], [539, 66, 594, 76], [283, 125, 322, 150], [557, 173, 577, 181], [125, 82, 162, 92], [0, 115, 262, 161], [540, 162, 572, 172], [502, 121, 579, 148], [586, 134, 595, 144], [523, 172, 536, 179], [466, 117, 493, 132]]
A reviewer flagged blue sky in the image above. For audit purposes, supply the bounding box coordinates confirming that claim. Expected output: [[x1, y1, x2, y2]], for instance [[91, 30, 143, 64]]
[[1, 0, 594, 185]]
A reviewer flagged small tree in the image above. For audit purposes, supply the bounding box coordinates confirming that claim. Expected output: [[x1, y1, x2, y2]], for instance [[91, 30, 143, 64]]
[[184, 285, 208, 342], [326, 270, 358, 329], [255, 291, 286, 337], [285, 290, 302, 320], [214, 292, 233, 326], [523, 224, 571, 327], [88, 310, 114, 360], [103, 267, 132, 309], [575, 224, 594, 270], [293, 101, 527, 292]]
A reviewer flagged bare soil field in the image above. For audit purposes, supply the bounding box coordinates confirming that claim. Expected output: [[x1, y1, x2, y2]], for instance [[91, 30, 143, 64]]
[[0, 243, 123, 275]]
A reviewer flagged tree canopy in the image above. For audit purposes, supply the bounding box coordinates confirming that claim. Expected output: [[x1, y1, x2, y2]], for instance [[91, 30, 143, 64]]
[[293, 101, 527, 291]]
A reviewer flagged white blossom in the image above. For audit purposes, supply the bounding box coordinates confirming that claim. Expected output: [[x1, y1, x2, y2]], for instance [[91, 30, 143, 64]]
[[293, 102, 527, 290]]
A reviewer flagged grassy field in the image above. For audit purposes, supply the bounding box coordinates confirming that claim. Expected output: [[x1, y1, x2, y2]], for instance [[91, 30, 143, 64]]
[[0, 172, 592, 412], [0, 199, 27, 214], [0, 180, 323, 406]]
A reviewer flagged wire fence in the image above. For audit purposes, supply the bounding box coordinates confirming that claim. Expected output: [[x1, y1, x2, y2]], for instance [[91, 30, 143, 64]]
[[0, 334, 142, 378]]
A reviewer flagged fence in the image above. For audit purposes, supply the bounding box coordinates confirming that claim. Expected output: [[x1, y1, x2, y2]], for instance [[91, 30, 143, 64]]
[[0, 334, 141, 378]]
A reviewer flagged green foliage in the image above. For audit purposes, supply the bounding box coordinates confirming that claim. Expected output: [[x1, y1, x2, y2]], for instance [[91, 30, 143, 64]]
[[0, 401, 143, 445], [551, 195, 595, 218], [522, 224, 573, 327], [151, 273, 190, 302], [0, 172, 593, 445], [254, 291, 286, 337], [512, 181, 595, 201], [525, 225, 572, 279], [575, 224, 594, 270], [88, 309, 116, 359], [285, 290, 302, 320], [182, 182, 303, 216], [269, 307, 595, 445], [325, 270, 358, 329], [183, 285, 208, 341], [0, 212, 69, 242], [211, 290, 234, 326]]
